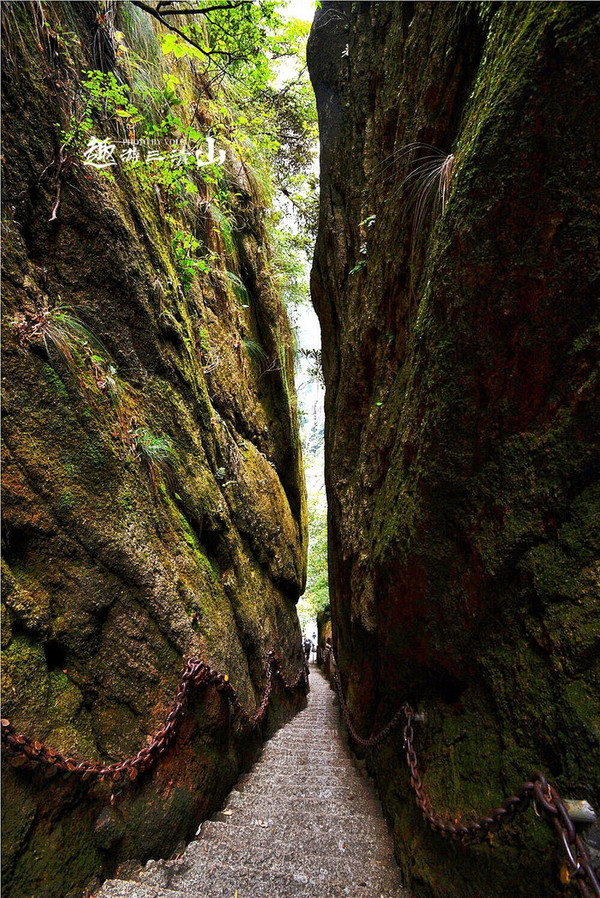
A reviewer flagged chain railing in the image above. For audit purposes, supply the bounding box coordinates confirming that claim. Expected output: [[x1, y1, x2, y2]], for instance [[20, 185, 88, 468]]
[[1, 649, 308, 786], [326, 646, 600, 897], [4, 639, 598, 895]]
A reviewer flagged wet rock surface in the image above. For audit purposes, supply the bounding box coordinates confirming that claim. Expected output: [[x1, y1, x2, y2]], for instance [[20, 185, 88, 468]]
[[97, 666, 407, 898]]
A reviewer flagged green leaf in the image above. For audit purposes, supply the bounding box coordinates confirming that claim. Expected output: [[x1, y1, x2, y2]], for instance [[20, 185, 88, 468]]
[[161, 33, 177, 54]]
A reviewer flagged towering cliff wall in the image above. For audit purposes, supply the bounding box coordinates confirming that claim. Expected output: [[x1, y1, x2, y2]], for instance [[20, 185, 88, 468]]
[[309, 3, 600, 896], [1, 4, 307, 896]]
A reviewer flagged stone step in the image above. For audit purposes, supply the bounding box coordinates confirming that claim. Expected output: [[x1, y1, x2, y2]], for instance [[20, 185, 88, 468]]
[[270, 721, 342, 727], [96, 668, 409, 898], [220, 790, 382, 821], [246, 754, 357, 769], [98, 843, 399, 898], [137, 840, 401, 891], [268, 718, 340, 727], [140, 855, 403, 898], [254, 754, 356, 770], [246, 754, 357, 770], [236, 771, 364, 792], [269, 743, 346, 752], [98, 882, 180, 898], [185, 831, 397, 875], [263, 745, 349, 754], [258, 745, 352, 758], [264, 735, 346, 746], [256, 762, 356, 776], [229, 780, 377, 806], [214, 807, 387, 835], [199, 819, 396, 863], [263, 751, 351, 762]]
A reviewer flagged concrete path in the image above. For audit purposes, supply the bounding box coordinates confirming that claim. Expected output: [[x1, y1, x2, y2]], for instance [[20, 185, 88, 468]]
[[97, 665, 408, 898]]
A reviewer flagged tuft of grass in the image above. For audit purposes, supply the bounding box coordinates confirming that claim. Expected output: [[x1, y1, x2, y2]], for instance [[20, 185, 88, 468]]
[[232, 135, 273, 206], [379, 141, 454, 233], [14, 301, 135, 433], [116, 1, 161, 65], [224, 270, 251, 307], [15, 303, 104, 366], [349, 259, 367, 276], [379, 142, 455, 304], [92, 0, 118, 72], [172, 231, 210, 293], [405, 148, 454, 244], [242, 337, 267, 365], [102, 366, 136, 439], [135, 429, 177, 490], [209, 203, 238, 265]]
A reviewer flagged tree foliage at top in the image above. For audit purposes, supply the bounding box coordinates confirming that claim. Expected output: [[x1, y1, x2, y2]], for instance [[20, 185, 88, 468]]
[[130, 0, 318, 311], [132, 0, 317, 212]]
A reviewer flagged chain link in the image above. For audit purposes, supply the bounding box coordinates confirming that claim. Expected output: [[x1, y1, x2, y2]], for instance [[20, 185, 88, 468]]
[[326, 647, 600, 897], [6, 640, 598, 896], [1, 650, 308, 786]]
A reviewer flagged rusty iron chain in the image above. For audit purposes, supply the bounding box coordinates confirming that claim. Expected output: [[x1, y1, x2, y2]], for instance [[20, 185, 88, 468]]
[[1, 649, 308, 787], [326, 647, 600, 897]]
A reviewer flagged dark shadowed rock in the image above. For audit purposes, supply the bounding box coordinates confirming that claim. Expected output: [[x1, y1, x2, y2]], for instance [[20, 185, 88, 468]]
[[309, 3, 600, 897]]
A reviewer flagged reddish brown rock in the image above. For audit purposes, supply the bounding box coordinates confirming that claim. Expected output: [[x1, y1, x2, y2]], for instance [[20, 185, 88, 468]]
[[309, 4, 600, 896]]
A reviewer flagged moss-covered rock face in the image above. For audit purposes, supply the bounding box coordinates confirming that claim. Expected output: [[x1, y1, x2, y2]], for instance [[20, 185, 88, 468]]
[[308, 3, 599, 896], [1, 4, 307, 897]]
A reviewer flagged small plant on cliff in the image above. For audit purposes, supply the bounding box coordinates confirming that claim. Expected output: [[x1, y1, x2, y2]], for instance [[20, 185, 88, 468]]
[[349, 259, 367, 276], [380, 142, 454, 235], [208, 203, 238, 264], [172, 231, 209, 293], [381, 142, 454, 302], [404, 146, 454, 243], [14, 301, 133, 430], [242, 337, 267, 365], [59, 70, 141, 159], [223, 270, 251, 308], [48, 69, 141, 219], [14, 303, 103, 367], [134, 429, 177, 490]]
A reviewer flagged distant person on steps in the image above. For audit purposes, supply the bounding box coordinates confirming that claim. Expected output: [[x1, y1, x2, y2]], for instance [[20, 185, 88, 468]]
[[303, 637, 312, 663]]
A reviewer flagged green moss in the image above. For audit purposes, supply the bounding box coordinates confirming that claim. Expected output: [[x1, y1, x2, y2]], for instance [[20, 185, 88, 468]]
[[47, 671, 98, 757], [2, 637, 50, 724], [57, 489, 75, 513], [8, 811, 103, 898], [199, 551, 217, 583], [41, 363, 70, 401], [1, 2, 306, 894], [564, 677, 600, 750], [119, 490, 135, 513], [0, 774, 37, 886]]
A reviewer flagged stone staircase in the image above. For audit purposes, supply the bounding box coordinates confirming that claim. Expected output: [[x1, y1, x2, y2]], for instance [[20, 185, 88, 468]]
[[97, 665, 408, 898]]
